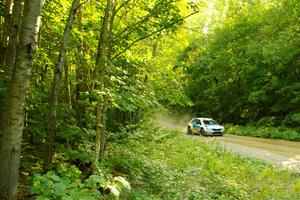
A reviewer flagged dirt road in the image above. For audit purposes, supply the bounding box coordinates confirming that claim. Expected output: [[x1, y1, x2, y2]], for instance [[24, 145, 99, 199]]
[[157, 116, 300, 172], [194, 134, 300, 173]]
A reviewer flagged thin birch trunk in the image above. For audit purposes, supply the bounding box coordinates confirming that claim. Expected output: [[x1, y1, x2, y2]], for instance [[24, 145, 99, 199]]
[[0, 0, 43, 199], [44, 0, 80, 171], [75, 7, 84, 127], [94, 0, 112, 170], [64, 62, 72, 109]]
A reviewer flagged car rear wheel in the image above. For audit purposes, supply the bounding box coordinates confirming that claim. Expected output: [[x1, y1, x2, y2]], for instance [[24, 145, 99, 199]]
[[187, 126, 192, 135]]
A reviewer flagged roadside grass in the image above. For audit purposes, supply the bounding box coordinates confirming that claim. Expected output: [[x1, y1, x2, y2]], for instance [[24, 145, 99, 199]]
[[225, 125, 300, 141], [102, 125, 300, 199]]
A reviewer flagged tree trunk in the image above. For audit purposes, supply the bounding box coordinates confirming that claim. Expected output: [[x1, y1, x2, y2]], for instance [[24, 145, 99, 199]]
[[94, 0, 112, 170], [0, 0, 43, 199], [44, 0, 80, 171], [5, 0, 23, 75], [64, 62, 72, 109], [75, 7, 84, 128], [99, 96, 108, 158], [75, 66, 83, 127], [0, 0, 22, 85]]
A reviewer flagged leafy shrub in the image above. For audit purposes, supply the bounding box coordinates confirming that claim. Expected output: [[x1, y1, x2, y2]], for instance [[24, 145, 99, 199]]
[[283, 113, 300, 127], [291, 113, 300, 124], [102, 125, 187, 199], [31, 164, 130, 200], [256, 116, 279, 127]]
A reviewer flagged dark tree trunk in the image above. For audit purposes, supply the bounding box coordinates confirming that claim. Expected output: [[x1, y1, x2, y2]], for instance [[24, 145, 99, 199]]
[[44, 0, 80, 171], [75, 67, 83, 127], [5, 0, 23, 75], [0, 0, 22, 86]]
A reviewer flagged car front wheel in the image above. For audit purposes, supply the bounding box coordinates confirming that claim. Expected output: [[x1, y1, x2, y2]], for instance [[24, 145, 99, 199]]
[[200, 128, 205, 136], [187, 126, 192, 135]]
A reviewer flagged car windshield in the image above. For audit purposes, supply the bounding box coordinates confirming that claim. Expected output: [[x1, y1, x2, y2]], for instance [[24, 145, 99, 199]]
[[203, 120, 218, 125]]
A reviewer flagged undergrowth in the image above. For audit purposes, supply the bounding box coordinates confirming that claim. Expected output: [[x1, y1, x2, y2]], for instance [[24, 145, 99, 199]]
[[28, 122, 300, 199], [101, 123, 300, 199], [226, 125, 300, 141]]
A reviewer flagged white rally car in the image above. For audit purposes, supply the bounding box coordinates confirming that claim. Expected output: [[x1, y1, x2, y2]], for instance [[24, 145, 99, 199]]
[[187, 118, 225, 136]]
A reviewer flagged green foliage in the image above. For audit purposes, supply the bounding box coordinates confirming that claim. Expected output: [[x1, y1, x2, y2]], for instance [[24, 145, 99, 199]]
[[0, 1, 10, 18], [31, 164, 130, 200], [286, 113, 300, 127], [178, 0, 300, 127], [226, 124, 300, 141], [31, 166, 101, 199]]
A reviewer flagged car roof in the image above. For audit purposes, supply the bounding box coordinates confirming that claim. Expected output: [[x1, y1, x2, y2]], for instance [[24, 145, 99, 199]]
[[193, 118, 213, 121]]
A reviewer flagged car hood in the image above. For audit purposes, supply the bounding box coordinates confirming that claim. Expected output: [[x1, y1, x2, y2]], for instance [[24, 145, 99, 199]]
[[206, 125, 223, 129]]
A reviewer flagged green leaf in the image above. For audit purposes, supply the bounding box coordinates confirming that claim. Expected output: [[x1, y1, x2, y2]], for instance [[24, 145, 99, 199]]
[[61, 196, 73, 200], [36, 196, 50, 200], [46, 172, 60, 182], [53, 182, 67, 196]]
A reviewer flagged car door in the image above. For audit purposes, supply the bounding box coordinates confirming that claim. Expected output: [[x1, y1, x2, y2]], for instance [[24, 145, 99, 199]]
[[192, 119, 201, 133]]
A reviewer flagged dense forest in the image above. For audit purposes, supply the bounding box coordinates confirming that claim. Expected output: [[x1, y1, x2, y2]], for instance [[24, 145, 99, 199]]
[[0, 0, 299, 199], [180, 0, 300, 126]]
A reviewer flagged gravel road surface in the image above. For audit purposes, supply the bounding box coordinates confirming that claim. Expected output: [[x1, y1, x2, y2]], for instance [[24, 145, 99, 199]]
[[195, 134, 300, 173], [158, 116, 300, 172]]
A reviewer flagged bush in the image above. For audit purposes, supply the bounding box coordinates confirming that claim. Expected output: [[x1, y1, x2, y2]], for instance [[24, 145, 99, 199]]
[[283, 113, 300, 127], [225, 124, 300, 141], [31, 164, 130, 200]]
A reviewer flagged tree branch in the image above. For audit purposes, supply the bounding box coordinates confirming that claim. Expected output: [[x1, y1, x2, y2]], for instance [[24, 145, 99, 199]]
[[115, 0, 131, 15], [112, 0, 176, 41], [112, 10, 199, 60]]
